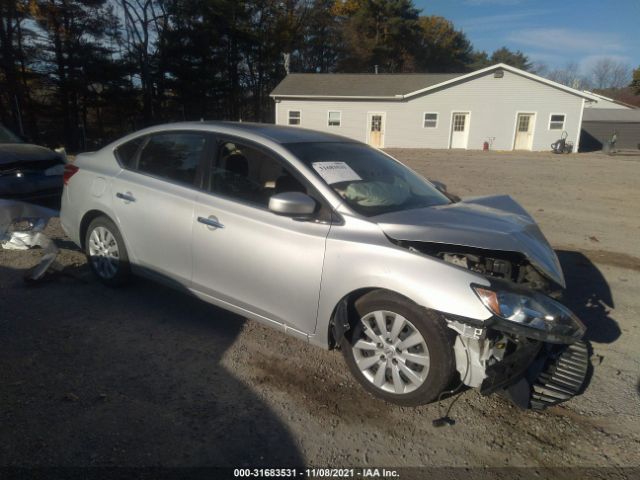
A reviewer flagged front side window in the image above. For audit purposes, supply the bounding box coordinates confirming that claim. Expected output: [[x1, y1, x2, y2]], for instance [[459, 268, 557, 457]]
[[209, 139, 307, 208], [549, 114, 565, 130], [288, 110, 301, 125], [285, 142, 450, 217], [137, 132, 207, 186], [328, 111, 341, 127], [423, 113, 438, 128]]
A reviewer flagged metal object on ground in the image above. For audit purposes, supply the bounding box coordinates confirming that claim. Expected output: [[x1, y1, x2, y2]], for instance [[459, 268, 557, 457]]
[[0, 199, 60, 282]]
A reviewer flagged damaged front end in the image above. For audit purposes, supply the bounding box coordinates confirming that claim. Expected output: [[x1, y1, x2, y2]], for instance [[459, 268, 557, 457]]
[[445, 297, 588, 410], [377, 195, 588, 409]]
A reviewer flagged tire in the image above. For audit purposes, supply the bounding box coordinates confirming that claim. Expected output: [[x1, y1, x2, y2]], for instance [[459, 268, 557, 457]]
[[341, 290, 456, 406], [85, 216, 131, 287]]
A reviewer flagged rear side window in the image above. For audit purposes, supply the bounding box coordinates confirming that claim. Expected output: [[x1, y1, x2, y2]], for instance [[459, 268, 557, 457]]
[[115, 137, 144, 168], [137, 132, 207, 186]]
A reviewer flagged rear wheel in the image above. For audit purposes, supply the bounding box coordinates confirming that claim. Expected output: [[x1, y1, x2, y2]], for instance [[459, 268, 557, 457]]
[[85, 216, 130, 287], [341, 290, 456, 406]]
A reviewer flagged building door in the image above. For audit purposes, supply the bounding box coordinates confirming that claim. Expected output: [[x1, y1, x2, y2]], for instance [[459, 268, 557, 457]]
[[367, 113, 385, 148], [450, 112, 470, 149], [514, 113, 535, 150]]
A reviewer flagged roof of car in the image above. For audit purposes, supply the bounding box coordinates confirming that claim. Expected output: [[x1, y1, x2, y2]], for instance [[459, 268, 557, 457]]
[[135, 121, 359, 145]]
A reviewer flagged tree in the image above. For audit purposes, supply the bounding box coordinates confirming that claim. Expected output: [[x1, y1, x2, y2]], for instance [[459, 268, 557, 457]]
[[589, 57, 631, 89], [545, 62, 586, 90], [489, 47, 532, 71], [336, 0, 422, 73], [28, 0, 121, 150], [0, 0, 30, 134], [468, 50, 490, 71], [413, 16, 472, 72], [292, 0, 340, 73], [632, 66, 640, 95], [119, 0, 168, 125]]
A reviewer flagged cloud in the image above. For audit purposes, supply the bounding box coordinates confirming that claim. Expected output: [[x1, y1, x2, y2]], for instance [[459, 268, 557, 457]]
[[579, 54, 634, 73], [463, 0, 525, 5], [506, 28, 624, 54], [457, 10, 549, 32]]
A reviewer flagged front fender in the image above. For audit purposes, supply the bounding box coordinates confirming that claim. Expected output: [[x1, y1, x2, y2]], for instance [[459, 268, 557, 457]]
[[311, 215, 492, 349]]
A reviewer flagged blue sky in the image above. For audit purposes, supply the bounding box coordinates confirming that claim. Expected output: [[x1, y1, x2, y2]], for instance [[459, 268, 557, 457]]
[[413, 0, 640, 73]]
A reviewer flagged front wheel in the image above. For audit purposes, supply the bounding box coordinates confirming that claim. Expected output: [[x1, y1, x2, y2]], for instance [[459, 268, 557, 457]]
[[85, 216, 131, 287], [341, 290, 456, 406]]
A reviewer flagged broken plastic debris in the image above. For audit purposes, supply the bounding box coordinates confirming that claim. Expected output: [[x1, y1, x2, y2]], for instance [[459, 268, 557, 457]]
[[0, 199, 60, 282]]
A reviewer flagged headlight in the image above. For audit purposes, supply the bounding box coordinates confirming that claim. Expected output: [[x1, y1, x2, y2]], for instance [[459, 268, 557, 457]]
[[472, 284, 585, 344]]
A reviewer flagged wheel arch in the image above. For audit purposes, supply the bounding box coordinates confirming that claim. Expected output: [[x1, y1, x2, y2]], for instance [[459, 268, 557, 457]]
[[79, 210, 117, 250], [327, 287, 421, 350]]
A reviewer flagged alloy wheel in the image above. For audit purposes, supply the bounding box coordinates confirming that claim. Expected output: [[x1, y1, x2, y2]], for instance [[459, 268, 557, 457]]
[[88, 226, 120, 280], [352, 310, 431, 394]]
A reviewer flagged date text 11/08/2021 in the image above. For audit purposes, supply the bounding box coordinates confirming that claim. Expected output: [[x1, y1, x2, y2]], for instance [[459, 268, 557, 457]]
[[233, 468, 400, 478]]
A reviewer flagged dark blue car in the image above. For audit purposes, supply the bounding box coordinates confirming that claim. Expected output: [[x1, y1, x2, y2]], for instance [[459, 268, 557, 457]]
[[0, 124, 65, 203]]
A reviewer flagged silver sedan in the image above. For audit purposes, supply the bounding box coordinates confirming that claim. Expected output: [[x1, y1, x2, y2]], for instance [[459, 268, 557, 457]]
[[60, 122, 587, 409]]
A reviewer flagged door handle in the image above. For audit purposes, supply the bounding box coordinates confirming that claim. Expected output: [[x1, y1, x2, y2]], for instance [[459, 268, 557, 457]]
[[197, 216, 224, 229], [116, 192, 135, 202]]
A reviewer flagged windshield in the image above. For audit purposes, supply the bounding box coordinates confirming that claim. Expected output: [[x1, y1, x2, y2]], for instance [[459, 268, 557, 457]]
[[0, 125, 23, 144], [285, 142, 450, 216]]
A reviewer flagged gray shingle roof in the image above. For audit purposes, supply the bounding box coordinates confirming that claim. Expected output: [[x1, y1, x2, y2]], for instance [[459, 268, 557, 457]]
[[270, 73, 461, 98], [583, 108, 640, 123]]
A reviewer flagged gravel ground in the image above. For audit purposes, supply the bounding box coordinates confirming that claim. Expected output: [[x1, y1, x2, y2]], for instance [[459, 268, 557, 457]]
[[1, 149, 639, 471]]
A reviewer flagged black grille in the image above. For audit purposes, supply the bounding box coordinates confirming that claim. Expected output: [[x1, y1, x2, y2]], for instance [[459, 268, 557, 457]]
[[530, 341, 589, 410]]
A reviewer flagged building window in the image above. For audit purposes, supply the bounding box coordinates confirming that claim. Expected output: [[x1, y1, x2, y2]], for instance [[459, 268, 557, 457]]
[[328, 111, 341, 127], [549, 114, 565, 130], [423, 113, 438, 128], [288, 110, 301, 125]]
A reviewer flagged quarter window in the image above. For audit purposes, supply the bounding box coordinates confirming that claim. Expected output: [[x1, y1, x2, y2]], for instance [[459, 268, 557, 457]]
[[115, 137, 145, 168], [549, 114, 565, 130], [328, 111, 341, 127], [137, 132, 207, 186], [423, 113, 438, 128], [209, 140, 307, 209], [288, 110, 301, 125]]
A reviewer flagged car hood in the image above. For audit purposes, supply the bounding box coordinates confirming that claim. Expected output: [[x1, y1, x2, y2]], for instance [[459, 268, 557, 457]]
[[373, 195, 565, 288], [0, 144, 61, 165]]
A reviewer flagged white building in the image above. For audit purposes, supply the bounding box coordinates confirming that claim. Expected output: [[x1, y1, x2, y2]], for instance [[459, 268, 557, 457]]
[[271, 63, 596, 151]]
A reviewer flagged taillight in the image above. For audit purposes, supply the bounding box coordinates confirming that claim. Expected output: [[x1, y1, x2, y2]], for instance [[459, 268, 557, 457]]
[[63, 164, 79, 185]]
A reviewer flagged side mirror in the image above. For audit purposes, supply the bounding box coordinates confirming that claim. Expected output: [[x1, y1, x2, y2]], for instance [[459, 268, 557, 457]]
[[429, 179, 460, 203], [269, 192, 316, 217], [429, 179, 448, 193]]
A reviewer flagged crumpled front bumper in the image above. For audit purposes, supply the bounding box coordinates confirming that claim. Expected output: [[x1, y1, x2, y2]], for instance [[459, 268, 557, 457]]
[[480, 338, 589, 410]]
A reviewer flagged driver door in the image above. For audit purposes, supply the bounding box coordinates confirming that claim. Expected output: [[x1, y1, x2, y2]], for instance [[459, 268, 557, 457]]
[[191, 137, 332, 335]]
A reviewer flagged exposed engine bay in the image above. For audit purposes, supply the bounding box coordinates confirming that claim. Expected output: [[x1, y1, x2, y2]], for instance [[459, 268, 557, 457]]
[[397, 240, 557, 295]]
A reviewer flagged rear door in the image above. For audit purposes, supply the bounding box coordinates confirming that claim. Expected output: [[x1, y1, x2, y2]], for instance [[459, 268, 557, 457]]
[[191, 137, 331, 334], [112, 131, 211, 284]]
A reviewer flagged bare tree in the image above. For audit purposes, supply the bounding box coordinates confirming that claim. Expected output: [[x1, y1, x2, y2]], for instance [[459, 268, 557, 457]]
[[589, 58, 632, 89], [119, 0, 168, 124], [546, 62, 586, 90]]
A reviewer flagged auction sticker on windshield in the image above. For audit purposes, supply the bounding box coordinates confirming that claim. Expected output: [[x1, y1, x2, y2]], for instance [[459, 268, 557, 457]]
[[312, 162, 361, 185]]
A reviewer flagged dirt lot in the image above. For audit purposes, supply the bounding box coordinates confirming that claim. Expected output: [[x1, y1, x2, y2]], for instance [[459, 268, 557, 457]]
[[1, 149, 639, 472]]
